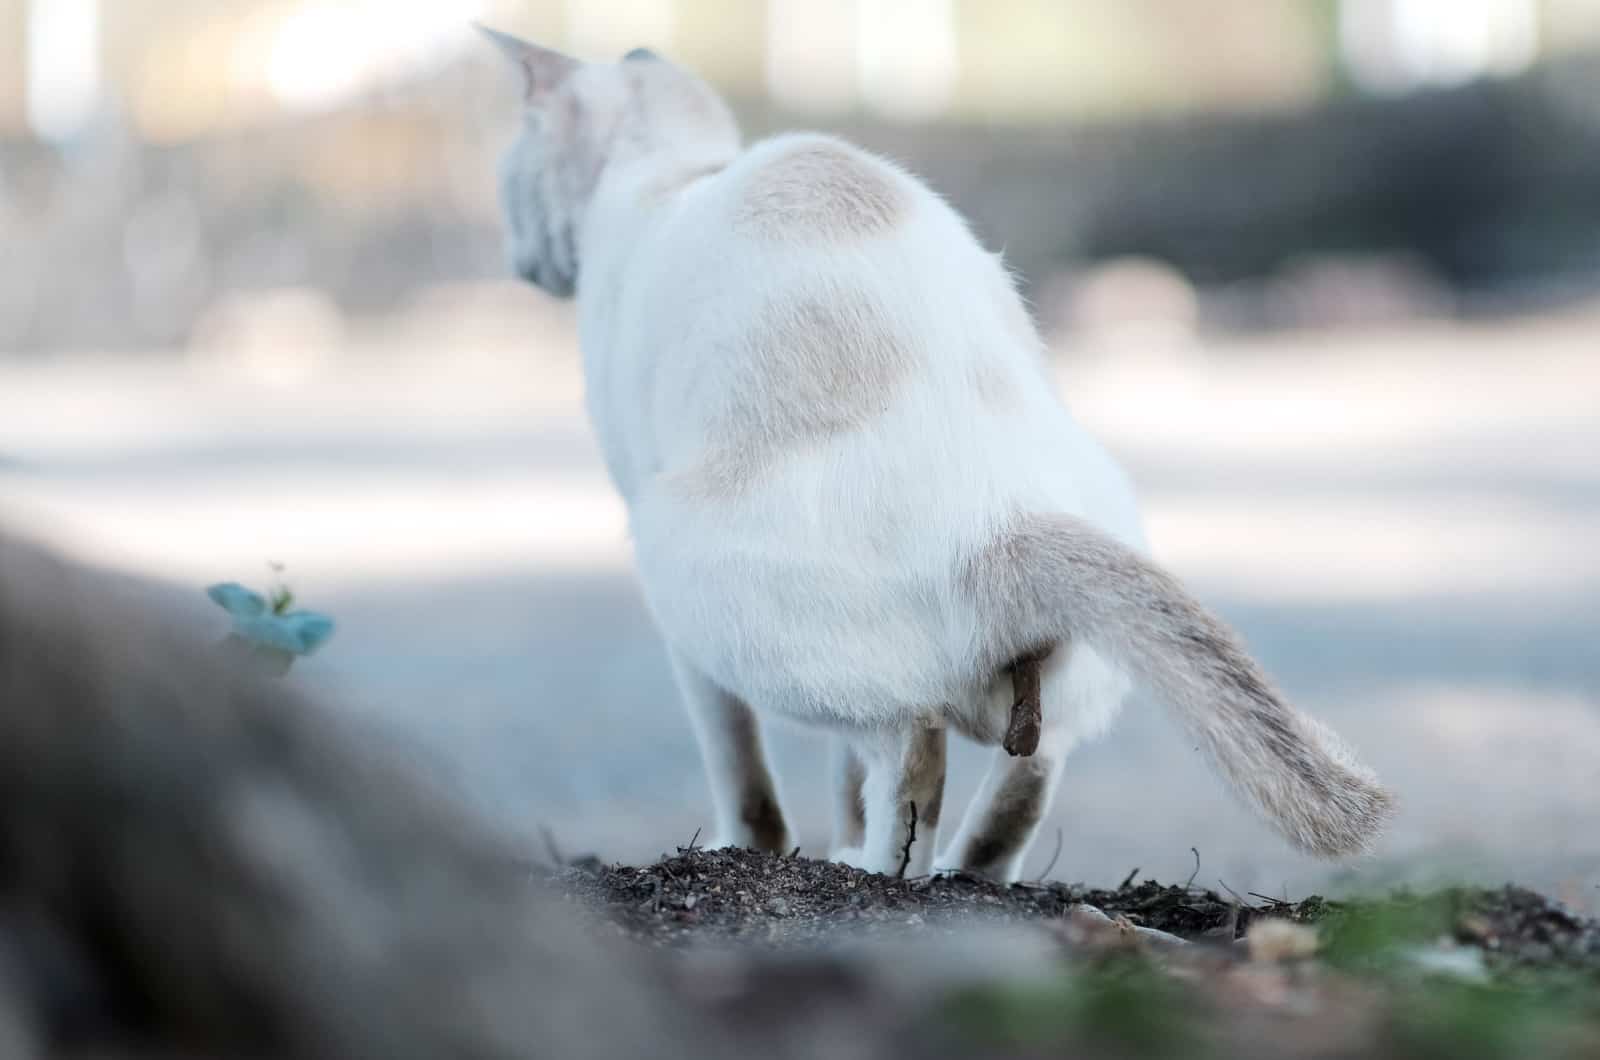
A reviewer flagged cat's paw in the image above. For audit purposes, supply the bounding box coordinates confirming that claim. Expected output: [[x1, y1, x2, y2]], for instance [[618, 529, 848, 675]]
[[827, 845, 868, 869]]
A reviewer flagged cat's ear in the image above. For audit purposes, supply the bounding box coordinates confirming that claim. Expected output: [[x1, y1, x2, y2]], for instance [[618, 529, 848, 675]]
[[477, 24, 579, 101]]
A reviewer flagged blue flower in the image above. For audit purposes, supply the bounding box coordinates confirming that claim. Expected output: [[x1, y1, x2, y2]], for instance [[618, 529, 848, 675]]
[[207, 581, 335, 674]]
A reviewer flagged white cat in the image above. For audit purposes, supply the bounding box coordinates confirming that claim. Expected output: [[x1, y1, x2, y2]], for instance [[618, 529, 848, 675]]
[[482, 29, 1393, 881]]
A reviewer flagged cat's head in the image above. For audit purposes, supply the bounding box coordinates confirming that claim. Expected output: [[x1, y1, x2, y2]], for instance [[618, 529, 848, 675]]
[[481, 27, 740, 297]]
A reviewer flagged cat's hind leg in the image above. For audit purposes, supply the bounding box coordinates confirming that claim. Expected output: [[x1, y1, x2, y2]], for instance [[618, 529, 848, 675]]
[[669, 651, 792, 853], [845, 724, 947, 876], [939, 749, 1064, 882], [939, 643, 1129, 882]]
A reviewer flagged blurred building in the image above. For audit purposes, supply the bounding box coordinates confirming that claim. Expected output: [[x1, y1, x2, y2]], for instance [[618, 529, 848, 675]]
[[1338, 0, 1600, 91], [7, 0, 1599, 144], [3, 0, 1599, 354]]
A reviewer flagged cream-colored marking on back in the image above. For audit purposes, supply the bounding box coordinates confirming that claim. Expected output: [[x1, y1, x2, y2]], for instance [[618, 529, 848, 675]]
[[483, 29, 1392, 884], [733, 138, 905, 242], [675, 287, 918, 498]]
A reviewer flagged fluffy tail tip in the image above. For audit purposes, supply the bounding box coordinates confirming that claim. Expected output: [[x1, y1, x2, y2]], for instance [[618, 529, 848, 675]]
[[1282, 723, 1396, 859], [1301, 776, 1396, 860]]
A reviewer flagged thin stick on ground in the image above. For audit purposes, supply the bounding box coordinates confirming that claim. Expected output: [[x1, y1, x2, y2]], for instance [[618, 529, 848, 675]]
[[681, 827, 703, 855], [1031, 827, 1064, 883], [1185, 847, 1201, 890], [1210, 879, 1251, 942], [1217, 879, 1256, 909], [1248, 892, 1292, 909], [896, 801, 919, 879], [1119, 866, 1141, 891]]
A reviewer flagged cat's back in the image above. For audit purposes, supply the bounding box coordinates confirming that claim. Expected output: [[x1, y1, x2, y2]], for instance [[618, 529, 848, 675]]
[[627, 130, 1079, 512], [716, 132, 922, 247], [633, 130, 1022, 392], [646, 132, 968, 276]]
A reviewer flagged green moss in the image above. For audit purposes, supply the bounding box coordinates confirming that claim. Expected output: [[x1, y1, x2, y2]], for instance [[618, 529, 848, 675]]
[[944, 956, 1206, 1057], [1314, 890, 1465, 970], [941, 886, 1600, 1058], [944, 977, 1080, 1048], [1386, 980, 1582, 1060]]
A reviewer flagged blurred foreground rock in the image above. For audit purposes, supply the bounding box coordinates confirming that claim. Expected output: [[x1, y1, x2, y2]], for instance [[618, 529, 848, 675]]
[[0, 532, 698, 1059]]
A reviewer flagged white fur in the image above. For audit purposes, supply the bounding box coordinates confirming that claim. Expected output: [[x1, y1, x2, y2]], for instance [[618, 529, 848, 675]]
[[484, 33, 1391, 881]]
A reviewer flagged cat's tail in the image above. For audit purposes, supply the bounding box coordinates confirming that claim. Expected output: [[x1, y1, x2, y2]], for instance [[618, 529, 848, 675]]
[[967, 514, 1393, 858]]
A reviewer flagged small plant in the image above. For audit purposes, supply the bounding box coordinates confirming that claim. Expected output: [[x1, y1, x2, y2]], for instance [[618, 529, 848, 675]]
[[207, 562, 334, 676]]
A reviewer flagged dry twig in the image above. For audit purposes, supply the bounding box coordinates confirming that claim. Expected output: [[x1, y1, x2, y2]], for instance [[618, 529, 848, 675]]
[[896, 801, 919, 879], [1035, 827, 1064, 882], [1217, 879, 1257, 909], [1249, 892, 1292, 908]]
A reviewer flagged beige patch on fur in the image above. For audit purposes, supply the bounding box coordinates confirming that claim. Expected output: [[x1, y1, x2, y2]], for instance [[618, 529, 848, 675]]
[[666, 454, 761, 501], [666, 453, 762, 501], [734, 140, 904, 242], [673, 287, 918, 499]]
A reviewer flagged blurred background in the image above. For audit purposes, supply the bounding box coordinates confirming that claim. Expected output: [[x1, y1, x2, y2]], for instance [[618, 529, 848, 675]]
[[2, 0, 1597, 903]]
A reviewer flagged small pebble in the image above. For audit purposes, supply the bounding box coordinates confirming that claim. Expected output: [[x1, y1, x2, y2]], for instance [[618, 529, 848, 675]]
[[1246, 919, 1319, 963]]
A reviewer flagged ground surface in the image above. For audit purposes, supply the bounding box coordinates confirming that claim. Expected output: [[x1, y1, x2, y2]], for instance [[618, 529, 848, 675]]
[[3, 294, 1598, 901], [566, 847, 1600, 971], [561, 848, 1600, 1059], [568, 845, 1261, 947]]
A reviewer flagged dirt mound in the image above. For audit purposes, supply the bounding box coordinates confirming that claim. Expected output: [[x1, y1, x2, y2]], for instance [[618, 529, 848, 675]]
[[559, 846, 1600, 975], [549, 847, 1600, 1059], [560, 845, 1245, 947]]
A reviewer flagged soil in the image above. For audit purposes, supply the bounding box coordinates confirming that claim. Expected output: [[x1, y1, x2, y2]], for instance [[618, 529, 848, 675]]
[[558, 845, 1600, 972], [547, 847, 1600, 1058], [561, 845, 1246, 947]]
